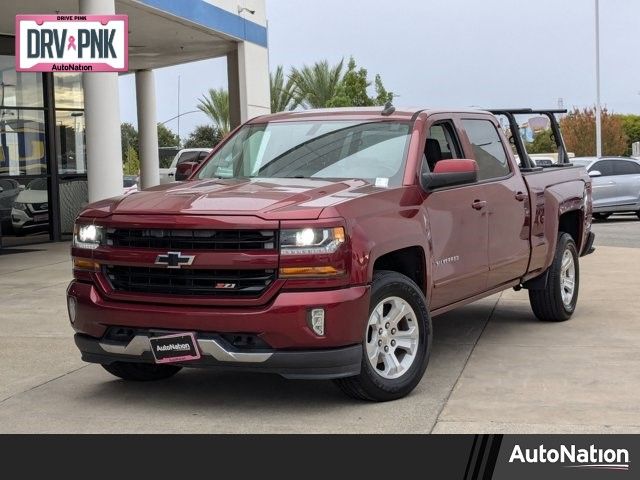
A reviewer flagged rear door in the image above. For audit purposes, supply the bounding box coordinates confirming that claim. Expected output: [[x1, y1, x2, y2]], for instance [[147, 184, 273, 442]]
[[611, 160, 640, 208], [589, 159, 618, 209], [460, 117, 530, 287], [423, 117, 489, 308]]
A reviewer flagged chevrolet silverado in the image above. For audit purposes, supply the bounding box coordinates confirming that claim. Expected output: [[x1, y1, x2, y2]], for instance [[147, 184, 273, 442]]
[[67, 107, 595, 401]]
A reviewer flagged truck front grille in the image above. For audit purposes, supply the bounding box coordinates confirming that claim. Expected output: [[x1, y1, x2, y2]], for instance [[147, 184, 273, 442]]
[[105, 265, 276, 297], [106, 229, 277, 251]]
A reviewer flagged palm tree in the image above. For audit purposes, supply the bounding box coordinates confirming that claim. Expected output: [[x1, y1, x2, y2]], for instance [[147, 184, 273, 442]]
[[270, 65, 298, 113], [290, 59, 344, 109], [197, 88, 230, 135]]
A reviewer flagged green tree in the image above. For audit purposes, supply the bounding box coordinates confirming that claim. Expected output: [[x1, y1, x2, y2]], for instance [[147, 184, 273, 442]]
[[328, 58, 373, 107], [198, 88, 230, 135], [374, 74, 393, 106], [122, 145, 139, 175], [270, 65, 298, 113], [121, 122, 138, 162], [525, 129, 556, 154], [290, 59, 344, 108], [184, 125, 223, 149], [157, 123, 181, 148], [619, 114, 640, 155], [327, 57, 394, 108]]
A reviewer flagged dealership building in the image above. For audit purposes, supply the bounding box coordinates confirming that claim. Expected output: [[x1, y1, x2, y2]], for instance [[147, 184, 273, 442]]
[[0, 0, 270, 248]]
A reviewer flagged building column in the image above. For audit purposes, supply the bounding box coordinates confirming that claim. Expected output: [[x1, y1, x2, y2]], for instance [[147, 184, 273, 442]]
[[135, 70, 160, 188], [80, 0, 123, 203], [227, 41, 271, 127], [227, 49, 241, 129]]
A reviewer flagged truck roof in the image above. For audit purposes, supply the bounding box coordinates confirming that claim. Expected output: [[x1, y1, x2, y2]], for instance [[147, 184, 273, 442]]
[[248, 107, 493, 124]]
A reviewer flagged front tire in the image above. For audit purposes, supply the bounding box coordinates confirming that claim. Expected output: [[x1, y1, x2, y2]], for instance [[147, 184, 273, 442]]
[[334, 271, 432, 402], [102, 362, 182, 382], [593, 213, 611, 221], [529, 233, 579, 322]]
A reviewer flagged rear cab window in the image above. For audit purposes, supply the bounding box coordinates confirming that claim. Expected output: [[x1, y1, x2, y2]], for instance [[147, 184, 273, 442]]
[[462, 119, 511, 181]]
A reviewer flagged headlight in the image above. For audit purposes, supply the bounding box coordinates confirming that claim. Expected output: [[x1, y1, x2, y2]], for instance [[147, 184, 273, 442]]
[[12, 202, 27, 211], [73, 224, 104, 250], [280, 227, 345, 256]]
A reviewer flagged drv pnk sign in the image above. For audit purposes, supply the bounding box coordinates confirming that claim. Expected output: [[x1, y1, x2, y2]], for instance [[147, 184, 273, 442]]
[[16, 15, 128, 72]]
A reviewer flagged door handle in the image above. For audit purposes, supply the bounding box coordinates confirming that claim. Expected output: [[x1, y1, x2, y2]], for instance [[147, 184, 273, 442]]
[[515, 191, 527, 202], [472, 200, 487, 210]]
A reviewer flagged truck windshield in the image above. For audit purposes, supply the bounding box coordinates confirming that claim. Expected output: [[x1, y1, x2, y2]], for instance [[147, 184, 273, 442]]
[[197, 120, 411, 186]]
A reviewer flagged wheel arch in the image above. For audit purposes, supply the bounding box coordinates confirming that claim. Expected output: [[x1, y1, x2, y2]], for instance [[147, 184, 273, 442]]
[[371, 245, 428, 295]]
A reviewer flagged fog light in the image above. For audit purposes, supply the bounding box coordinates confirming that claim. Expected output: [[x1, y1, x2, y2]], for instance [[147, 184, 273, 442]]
[[308, 308, 325, 336], [67, 297, 77, 325]]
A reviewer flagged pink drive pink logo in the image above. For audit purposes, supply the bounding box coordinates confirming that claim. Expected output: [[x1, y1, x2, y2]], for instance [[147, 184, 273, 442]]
[[15, 14, 128, 73]]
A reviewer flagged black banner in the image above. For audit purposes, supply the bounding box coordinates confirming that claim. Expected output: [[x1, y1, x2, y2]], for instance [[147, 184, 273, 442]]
[[0, 435, 635, 479]]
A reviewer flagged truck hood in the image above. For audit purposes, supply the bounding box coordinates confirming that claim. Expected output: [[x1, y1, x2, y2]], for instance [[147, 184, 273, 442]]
[[83, 178, 379, 220]]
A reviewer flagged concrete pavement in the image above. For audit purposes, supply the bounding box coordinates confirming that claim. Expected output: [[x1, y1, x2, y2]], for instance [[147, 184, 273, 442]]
[[0, 218, 638, 433]]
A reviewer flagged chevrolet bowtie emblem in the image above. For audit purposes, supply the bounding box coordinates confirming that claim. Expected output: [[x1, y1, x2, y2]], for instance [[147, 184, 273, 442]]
[[155, 252, 195, 269]]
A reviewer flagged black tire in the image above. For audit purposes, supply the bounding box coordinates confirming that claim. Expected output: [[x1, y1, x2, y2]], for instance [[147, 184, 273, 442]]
[[334, 270, 432, 402], [636, 211, 640, 220], [593, 213, 611, 221], [529, 233, 579, 322], [101, 362, 182, 382]]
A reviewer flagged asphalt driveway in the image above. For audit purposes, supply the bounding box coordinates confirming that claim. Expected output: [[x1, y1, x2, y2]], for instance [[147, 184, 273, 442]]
[[0, 217, 638, 433]]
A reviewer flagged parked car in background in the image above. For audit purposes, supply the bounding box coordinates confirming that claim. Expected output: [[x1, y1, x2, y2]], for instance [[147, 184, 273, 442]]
[[159, 148, 212, 184], [572, 157, 640, 220], [0, 178, 21, 231], [123, 176, 139, 196], [11, 177, 49, 236]]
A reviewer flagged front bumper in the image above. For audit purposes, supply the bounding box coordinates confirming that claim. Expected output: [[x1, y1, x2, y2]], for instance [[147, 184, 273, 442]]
[[75, 333, 362, 380], [67, 280, 370, 379]]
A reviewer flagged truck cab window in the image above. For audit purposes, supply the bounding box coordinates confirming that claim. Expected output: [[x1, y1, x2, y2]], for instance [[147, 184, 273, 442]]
[[423, 123, 460, 173], [461, 119, 511, 181]]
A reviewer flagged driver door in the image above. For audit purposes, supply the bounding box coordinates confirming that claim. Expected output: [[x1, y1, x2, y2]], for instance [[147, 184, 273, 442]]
[[423, 118, 490, 309]]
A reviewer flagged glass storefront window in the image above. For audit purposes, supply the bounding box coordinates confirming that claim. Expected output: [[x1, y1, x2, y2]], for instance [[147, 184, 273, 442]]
[[53, 73, 84, 109], [0, 175, 50, 245], [0, 55, 44, 108], [0, 109, 47, 176], [55, 110, 86, 174]]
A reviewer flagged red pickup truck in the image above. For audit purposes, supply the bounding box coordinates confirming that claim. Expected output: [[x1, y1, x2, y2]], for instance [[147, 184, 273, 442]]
[[68, 107, 595, 401]]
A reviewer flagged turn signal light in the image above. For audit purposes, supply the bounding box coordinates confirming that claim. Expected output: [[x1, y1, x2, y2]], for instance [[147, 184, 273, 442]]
[[279, 266, 344, 278], [73, 258, 101, 271]]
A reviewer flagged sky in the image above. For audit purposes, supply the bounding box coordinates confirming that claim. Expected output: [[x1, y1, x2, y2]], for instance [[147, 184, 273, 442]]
[[118, 0, 640, 141]]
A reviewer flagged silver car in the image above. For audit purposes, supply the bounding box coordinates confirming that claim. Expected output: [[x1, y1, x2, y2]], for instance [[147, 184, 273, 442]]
[[572, 157, 640, 220]]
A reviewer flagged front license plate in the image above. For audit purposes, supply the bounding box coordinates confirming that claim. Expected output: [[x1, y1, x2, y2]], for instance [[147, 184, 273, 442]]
[[150, 333, 201, 364], [33, 214, 49, 223]]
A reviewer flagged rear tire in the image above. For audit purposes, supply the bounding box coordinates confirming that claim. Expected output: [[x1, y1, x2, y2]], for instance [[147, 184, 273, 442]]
[[334, 270, 432, 402], [529, 233, 579, 322], [102, 362, 182, 382]]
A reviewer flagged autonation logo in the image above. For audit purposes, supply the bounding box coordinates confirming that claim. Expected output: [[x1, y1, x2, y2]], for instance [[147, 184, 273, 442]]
[[509, 444, 630, 471]]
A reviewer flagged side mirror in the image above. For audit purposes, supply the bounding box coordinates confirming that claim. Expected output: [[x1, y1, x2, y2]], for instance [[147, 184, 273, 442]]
[[422, 159, 479, 191], [588, 170, 602, 178]]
